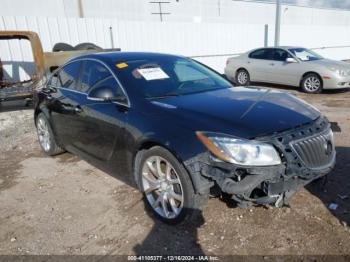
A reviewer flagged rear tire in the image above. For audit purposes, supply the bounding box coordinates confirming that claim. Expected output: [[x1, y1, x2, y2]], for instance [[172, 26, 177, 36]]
[[301, 73, 323, 93], [135, 146, 208, 224], [235, 69, 250, 86], [36, 113, 65, 156]]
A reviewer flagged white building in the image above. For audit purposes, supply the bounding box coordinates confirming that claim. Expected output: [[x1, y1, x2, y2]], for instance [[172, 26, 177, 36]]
[[1, 0, 350, 26], [1, 0, 350, 79]]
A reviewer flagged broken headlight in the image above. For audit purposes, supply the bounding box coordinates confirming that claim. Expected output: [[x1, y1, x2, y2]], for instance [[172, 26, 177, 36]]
[[196, 132, 281, 166]]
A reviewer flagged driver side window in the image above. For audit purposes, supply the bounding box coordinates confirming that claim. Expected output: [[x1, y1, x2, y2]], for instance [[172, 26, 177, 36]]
[[81, 60, 110, 93], [273, 49, 293, 62], [90, 75, 127, 104], [82, 60, 127, 104]]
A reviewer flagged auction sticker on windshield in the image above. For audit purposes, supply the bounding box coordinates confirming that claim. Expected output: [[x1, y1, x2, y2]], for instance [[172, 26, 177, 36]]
[[116, 62, 128, 69], [137, 67, 169, 81]]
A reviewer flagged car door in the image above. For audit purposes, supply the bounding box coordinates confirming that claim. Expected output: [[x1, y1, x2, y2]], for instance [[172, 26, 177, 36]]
[[268, 48, 302, 86], [247, 48, 274, 82], [47, 60, 84, 147], [68, 59, 128, 162]]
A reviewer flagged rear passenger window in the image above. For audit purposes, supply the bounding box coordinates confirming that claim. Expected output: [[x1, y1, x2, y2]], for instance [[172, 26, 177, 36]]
[[80, 61, 111, 93], [249, 49, 273, 60], [57, 61, 81, 90]]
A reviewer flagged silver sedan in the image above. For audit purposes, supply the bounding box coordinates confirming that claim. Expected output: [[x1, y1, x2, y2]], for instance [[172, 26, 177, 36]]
[[224, 46, 350, 93]]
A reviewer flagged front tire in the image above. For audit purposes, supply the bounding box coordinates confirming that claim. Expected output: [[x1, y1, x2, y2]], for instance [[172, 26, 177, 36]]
[[235, 69, 250, 86], [136, 146, 208, 224], [301, 73, 323, 93], [36, 113, 64, 156]]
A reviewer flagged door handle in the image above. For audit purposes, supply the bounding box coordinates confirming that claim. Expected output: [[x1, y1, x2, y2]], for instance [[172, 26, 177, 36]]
[[269, 63, 275, 66], [74, 105, 83, 113]]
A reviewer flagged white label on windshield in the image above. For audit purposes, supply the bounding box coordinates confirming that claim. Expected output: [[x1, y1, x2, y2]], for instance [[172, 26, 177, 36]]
[[137, 67, 169, 81]]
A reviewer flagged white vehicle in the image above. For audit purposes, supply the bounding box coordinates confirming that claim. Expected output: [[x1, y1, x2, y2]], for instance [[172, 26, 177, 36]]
[[225, 46, 350, 93]]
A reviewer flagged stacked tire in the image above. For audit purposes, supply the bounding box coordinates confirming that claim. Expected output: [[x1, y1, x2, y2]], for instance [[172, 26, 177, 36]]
[[52, 42, 103, 52]]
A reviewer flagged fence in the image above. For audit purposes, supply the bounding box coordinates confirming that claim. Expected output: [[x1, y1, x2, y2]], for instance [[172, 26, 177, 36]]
[[1, 16, 350, 82]]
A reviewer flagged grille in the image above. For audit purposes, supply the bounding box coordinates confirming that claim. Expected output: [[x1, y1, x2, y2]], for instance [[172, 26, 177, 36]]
[[290, 129, 335, 169]]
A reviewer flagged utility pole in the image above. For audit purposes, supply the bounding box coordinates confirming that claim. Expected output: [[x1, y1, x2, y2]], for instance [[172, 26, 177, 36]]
[[109, 27, 114, 48], [264, 24, 268, 47], [150, 1, 171, 22], [77, 0, 84, 18], [218, 0, 221, 16], [274, 0, 281, 46]]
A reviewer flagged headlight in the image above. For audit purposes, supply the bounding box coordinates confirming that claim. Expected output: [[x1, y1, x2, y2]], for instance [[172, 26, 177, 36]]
[[196, 132, 281, 166], [329, 67, 348, 76], [338, 70, 346, 77]]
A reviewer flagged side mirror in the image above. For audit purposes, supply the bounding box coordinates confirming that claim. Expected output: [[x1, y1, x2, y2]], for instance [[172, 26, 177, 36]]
[[87, 86, 118, 102], [286, 57, 297, 63], [42, 85, 57, 93]]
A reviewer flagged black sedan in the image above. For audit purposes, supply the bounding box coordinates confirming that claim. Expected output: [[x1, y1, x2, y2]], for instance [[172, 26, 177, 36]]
[[34, 52, 336, 223]]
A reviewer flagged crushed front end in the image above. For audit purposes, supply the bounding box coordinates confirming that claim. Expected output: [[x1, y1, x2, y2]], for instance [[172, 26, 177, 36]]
[[185, 117, 336, 207]]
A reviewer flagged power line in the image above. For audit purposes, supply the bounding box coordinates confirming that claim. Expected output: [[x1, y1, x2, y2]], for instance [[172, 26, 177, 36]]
[[150, 1, 171, 22]]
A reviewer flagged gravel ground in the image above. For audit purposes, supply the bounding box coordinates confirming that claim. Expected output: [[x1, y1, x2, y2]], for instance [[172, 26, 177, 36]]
[[0, 87, 350, 257]]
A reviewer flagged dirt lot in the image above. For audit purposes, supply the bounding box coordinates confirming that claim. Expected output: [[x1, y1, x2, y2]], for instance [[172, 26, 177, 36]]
[[0, 87, 350, 257]]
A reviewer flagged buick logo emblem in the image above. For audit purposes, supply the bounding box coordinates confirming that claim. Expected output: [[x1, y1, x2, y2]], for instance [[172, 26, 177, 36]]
[[324, 140, 333, 156]]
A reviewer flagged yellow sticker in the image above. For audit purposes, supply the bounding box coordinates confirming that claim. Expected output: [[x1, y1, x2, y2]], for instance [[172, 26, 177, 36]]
[[116, 62, 128, 69]]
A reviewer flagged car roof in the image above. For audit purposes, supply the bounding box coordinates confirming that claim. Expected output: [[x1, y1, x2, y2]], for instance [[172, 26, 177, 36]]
[[71, 51, 184, 64], [244, 46, 304, 55], [278, 46, 303, 49], [251, 46, 303, 50]]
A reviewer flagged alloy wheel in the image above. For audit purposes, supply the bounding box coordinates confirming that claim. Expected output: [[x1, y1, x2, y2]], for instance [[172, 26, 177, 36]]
[[304, 76, 321, 92], [237, 71, 248, 85], [141, 156, 184, 219], [37, 117, 51, 152]]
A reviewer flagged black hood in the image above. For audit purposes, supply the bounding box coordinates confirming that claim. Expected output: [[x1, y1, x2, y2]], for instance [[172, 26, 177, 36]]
[[148, 87, 321, 139]]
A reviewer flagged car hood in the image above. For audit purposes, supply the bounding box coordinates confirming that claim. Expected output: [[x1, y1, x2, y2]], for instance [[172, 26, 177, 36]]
[[308, 58, 350, 69], [148, 87, 321, 139]]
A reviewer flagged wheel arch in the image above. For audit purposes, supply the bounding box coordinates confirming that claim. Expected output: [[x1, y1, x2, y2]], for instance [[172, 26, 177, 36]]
[[132, 139, 199, 193], [34, 107, 65, 155], [34, 106, 60, 144], [34, 107, 42, 124], [34, 106, 50, 125], [236, 67, 249, 74], [300, 71, 323, 86]]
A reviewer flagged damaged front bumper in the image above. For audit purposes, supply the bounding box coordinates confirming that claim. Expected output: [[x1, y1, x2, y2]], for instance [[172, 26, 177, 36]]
[[185, 117, 336, 207]]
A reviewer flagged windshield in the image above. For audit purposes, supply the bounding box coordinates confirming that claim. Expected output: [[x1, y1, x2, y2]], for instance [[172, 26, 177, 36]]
[[288, 48, 323, 62], [113, 57, 232, 98]]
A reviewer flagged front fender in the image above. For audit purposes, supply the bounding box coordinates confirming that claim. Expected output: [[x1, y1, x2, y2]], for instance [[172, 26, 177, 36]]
[[131, 132, 211, 195]]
